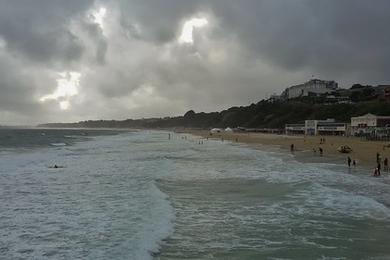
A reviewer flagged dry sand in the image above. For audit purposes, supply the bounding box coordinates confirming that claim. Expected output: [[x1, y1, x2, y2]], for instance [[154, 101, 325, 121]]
[[181, 129, 390, 170]]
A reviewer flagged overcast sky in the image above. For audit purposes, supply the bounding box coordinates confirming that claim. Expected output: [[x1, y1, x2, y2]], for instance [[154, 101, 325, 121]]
[[0, 0, 389, 125]]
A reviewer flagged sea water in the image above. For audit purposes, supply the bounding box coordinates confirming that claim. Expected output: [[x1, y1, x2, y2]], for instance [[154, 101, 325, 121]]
[[0, 129, 389, 259]]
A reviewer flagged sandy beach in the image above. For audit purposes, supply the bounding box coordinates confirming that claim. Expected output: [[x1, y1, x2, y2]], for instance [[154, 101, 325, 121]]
[[182, 129, 390, 171]]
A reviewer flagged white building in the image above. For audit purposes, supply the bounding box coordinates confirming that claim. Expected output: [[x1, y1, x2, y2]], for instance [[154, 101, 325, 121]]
[[305, 119, 349, 136], [282, 79, 338, 99], [351, 113, 390, 136], [269, 94, 281, 102], [285, 119, 349, 136]]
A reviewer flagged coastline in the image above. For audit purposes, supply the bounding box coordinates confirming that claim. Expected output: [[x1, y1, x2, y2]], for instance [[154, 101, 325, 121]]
[[180, 129, 390, 171]]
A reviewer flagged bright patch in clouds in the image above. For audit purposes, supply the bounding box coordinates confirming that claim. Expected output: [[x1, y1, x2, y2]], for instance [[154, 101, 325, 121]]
[[59, 101, 70, 110], [91, 7, 107, 29], [179, 18, 208, 44], [40, 72, 81, 110]]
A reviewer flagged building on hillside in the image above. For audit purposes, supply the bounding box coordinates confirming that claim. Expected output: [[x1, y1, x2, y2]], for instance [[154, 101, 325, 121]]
[[323, 95, 351, 104], [281, 79, 338, 100], [285, 119, 349, 136], [269, 94, 281, 102], [350, 113, 390, 136]]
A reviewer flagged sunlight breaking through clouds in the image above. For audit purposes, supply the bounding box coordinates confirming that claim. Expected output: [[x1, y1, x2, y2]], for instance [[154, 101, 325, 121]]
[[59, 100, 70, 110], [40, 72, 81, 110], [91, 7, 107, 30], [178, 18, 208, 44]]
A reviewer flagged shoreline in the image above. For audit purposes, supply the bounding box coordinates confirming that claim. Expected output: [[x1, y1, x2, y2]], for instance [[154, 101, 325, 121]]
[[180, 129, 390, 173]]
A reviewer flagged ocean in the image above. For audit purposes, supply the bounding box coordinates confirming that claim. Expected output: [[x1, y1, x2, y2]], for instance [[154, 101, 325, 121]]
[[0, 129, 389, 259]]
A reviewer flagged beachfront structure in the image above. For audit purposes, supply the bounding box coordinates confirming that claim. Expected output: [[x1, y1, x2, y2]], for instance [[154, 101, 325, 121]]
[[285, 119, 349, 136], [281, 79, 338, 100], [351, 113, 390, 136], [305, 119, 349, 136], [285, 124, 305, 135]]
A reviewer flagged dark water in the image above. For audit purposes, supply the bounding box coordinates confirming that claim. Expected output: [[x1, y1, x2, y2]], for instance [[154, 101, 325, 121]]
[[0, 128, 123, 149]]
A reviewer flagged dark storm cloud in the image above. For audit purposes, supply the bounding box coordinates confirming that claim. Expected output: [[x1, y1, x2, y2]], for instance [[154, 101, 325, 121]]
[[116, 0, 202, 43], [0, 0, 389, 124], [0, 0, 93, 64], [208, 0, 390, 82], [79, 21, 107, 64], [107, 0, 390, 85], [0, 52, 49, 124], [0, 57, 35, 112]]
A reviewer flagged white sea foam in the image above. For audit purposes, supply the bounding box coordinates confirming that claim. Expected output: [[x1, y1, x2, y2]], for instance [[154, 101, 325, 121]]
[[50, 142, 67, 146], [0, 132, 176, 260]]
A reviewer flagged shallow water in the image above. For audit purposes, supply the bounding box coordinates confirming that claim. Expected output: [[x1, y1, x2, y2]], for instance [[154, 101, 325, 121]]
[[0, 130, 389, 259]]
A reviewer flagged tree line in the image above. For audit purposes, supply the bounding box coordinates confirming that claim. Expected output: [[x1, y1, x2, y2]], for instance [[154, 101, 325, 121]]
[[39, 100, 390, 129]]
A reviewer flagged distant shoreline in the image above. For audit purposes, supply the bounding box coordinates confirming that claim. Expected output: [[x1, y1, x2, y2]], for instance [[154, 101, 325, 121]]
[[4, 125, 389, 172], [182, 129, 390, 172]]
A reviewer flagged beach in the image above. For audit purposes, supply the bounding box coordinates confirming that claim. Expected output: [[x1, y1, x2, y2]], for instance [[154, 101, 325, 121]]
[[183, 129, 390, 171]]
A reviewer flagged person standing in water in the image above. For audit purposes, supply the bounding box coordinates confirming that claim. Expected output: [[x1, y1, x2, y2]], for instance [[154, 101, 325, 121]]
[[377, 162, 381, 176], [347, 156, 352, 168], [319, 147, 323, 156], [290, 144, 294, 152]]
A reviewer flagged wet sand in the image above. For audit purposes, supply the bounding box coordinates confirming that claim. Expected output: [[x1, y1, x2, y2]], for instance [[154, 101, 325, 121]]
[[181, 129, 390, 171]]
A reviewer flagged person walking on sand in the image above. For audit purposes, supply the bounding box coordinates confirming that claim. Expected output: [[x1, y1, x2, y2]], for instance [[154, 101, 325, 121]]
[[347, 156, 352, 168], [290, 144, 294, 152], [377, 162, 381, 176], [384, 157, 388, 172], [319, 147, 323, 156], [353, 159, 356, 167]]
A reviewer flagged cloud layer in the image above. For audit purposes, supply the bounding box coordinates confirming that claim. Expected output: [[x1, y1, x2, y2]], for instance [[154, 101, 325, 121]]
[[0, 0, 389, 124]]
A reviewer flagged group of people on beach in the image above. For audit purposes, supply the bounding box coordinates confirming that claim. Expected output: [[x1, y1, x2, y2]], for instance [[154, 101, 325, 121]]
[[291, 143, 324, 156], [346, 153, 388, 177], [291, 138, 388, 177], [313, 147, 323, 156]]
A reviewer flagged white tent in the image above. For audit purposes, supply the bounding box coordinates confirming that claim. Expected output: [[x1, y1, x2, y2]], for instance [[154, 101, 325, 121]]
[[210, 128, 222, 133], [225, 127, 233, 132]]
